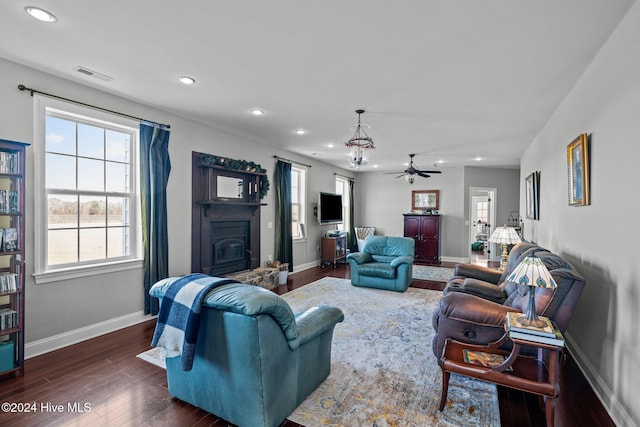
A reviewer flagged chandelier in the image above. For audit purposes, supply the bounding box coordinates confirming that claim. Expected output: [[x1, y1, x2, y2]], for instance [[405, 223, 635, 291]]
[[345, 109, 375, 169]]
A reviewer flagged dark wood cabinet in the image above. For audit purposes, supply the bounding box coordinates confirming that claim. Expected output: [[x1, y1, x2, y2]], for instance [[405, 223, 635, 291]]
[[403, 214, 441, 263], [321, 236, 347, 268]]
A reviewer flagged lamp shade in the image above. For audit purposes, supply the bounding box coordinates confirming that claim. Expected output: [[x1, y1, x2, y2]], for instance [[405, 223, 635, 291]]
[[507, 256, 557, 289], [488, 226, 522, 245]]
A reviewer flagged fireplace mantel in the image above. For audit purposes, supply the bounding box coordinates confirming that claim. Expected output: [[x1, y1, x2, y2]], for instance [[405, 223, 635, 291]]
[[191, 151, 265, 276]]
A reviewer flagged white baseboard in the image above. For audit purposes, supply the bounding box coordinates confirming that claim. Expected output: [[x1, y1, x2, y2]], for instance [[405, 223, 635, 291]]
[[564, 332, 635, 427], [25, 311, 154, 359], [293, 260, 320, 273], [441, 256, 468, 264]]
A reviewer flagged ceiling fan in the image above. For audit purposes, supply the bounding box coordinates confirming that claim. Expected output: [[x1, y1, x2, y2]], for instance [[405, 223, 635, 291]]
[[384, 154, 442, 184]]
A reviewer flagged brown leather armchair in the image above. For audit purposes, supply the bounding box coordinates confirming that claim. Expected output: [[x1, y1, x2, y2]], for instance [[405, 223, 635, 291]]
[[432, 242, 586, 360]]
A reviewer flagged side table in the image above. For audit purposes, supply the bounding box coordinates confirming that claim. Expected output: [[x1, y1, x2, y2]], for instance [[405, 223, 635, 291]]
[[439, 334, 562, 427]]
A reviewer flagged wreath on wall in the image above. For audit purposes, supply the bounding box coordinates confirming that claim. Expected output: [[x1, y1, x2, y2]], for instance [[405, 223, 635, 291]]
[[198, 153, 270, 199]]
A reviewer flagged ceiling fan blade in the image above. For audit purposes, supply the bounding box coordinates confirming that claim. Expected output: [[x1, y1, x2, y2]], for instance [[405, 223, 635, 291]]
[[394, 174, 405, 178], [417, 172, 431, 178], [417, 170, 442, 174], [383, 171, 405, 175]]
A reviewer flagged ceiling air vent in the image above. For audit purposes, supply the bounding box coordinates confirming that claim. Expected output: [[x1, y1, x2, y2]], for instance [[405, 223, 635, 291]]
[[73, 66, 113, 82]]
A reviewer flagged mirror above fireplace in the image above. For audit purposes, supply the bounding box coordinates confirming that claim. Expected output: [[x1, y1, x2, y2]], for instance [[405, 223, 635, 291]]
[[217, 175, 243, 199]]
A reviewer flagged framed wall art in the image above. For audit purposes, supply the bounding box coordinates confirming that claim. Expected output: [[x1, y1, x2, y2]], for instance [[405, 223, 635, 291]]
[[412, 189, 439, 211], [567, 133, 590, 206], [525, 171, 540, 220]]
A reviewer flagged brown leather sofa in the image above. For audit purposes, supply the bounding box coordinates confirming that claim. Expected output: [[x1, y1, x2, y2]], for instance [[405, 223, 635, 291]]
[[432, 242, 586, 360]]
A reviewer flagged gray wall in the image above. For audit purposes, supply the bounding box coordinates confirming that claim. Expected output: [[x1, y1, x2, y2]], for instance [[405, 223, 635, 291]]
[[520, 2, 640, 425], [356, 165, 520, 261], [0, 58, 352, 345]]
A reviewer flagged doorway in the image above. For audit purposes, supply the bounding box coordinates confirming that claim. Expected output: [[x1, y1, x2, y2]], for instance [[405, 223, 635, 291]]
[[469, 187, 496, 266]]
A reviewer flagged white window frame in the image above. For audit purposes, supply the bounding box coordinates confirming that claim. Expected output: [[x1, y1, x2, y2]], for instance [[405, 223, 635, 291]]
[[335, 177, 350, 233], [291, 166, 307, 240], [33, 96, 143, 284]]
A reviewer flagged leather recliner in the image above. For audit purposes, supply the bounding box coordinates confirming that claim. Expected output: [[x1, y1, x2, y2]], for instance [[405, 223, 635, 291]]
[[432, 242, 586, 360], [347, 235, 415, 292], [150, 280, 344, 427]]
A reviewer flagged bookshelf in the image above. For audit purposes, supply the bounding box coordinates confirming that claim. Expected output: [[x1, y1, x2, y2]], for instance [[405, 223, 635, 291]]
[[0, 139, 28, 378]]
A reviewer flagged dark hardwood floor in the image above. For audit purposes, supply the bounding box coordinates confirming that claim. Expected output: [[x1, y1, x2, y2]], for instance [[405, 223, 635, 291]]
[[0, 264, 613, 426]]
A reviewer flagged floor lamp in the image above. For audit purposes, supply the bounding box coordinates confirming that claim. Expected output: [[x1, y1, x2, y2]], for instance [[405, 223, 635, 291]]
[[488, 226, 522, 271]]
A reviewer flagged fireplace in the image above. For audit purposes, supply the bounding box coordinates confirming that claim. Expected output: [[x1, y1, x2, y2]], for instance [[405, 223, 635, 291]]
[[210, 221, 250, 276], [192, 151, 263, 277]]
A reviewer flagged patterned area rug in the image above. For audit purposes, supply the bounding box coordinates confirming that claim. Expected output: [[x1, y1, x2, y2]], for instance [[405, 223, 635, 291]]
[[284, 277, 500, 427], [136, 346, 166, 369], [412, 265, 455, 282]]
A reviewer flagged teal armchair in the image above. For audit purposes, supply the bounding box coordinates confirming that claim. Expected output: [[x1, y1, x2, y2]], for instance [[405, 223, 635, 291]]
[[149, 280, 344, 427], [347, 235, 415, 292]]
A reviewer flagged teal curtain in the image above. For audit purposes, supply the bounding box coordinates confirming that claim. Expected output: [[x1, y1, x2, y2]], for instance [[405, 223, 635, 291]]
[[140, 123, 171, 315], [274, 160, 293, 272], [348, 179, 357, 252]]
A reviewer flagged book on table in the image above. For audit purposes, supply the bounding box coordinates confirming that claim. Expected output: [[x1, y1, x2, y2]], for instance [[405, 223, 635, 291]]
[[462, 349, 512, 370], [505, 311, 556, 338], [508, 327, 565, 347]]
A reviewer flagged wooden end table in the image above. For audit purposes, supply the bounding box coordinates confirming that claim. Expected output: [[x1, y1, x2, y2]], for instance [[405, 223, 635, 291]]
[[439, 334, 563, 427]]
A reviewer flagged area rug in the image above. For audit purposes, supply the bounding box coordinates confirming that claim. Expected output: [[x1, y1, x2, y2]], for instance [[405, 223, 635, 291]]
[[284, 277, 500, 426], [136, 346, 166, 369], [412, 265, 455, 282]]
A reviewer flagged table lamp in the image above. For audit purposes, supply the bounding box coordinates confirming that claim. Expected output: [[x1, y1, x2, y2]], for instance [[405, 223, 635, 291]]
[[488, 226, 522, 271], [507, 256, 557, 328]]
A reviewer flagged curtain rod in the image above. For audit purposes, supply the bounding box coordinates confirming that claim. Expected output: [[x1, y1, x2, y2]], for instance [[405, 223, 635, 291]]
[[334, 173, 354, 181], [17, 84, 171, 129], [273, 155, 312, 168]]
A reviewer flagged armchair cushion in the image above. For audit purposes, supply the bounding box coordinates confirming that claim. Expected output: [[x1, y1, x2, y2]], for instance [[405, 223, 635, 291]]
[[356, 262, 397, 279], [151, 278, 299, 344], [347, 252, 373, 265], [445, 277, 507, 304], [390, 255, 415, 268], [452, 264, 502, 285]]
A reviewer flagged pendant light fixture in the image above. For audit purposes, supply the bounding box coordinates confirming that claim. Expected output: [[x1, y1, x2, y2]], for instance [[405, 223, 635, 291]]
[[345, 109, 375, 169]]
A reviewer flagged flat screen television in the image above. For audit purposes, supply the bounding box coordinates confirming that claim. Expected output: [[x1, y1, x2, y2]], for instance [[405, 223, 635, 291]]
[[318, 192, 343, 224]]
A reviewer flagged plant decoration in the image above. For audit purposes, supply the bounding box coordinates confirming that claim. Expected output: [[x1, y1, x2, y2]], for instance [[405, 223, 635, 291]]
[[198, 153, 270, 199]]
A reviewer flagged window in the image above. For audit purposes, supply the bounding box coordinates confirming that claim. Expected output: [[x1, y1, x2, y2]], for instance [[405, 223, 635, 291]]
[[476, 201, 489, 224], [335, 177, 350, 233], [34, 97, 141, 283], [291, 166, 306, 239]]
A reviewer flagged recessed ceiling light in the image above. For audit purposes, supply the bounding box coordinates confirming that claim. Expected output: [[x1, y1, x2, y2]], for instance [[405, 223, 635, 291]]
[[327, 143, 335, 148], [474, 157, 483, 161], [25, 6, 57, 22], [373, 164, 379, 168], [250, 108, 264, 116], [178, 76, 196, 85], [437, 160, 444, 164], [295, 129, 307, 135]]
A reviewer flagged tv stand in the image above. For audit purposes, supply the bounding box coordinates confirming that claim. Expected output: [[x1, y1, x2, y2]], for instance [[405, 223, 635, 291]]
[[321, 235, 347, 268]]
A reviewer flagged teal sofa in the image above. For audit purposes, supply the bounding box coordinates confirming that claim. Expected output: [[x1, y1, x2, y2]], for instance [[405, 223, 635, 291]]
[[149, 279, 344, 427], [347, 235, 415, 292]]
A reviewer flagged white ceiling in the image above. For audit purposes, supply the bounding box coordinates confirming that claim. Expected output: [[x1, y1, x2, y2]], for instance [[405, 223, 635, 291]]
[[0, 1, 634, 172]]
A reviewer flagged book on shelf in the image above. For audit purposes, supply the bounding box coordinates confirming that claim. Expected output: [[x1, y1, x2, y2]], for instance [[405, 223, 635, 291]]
[[1, 228, 18, 252], [508, 328, 565, 347], [0, 273, 18, 293], [505, 311, 556, 338], [462, 349, 512, 370], [0, 308, 18, 330], [0, 151, 19, 174]]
